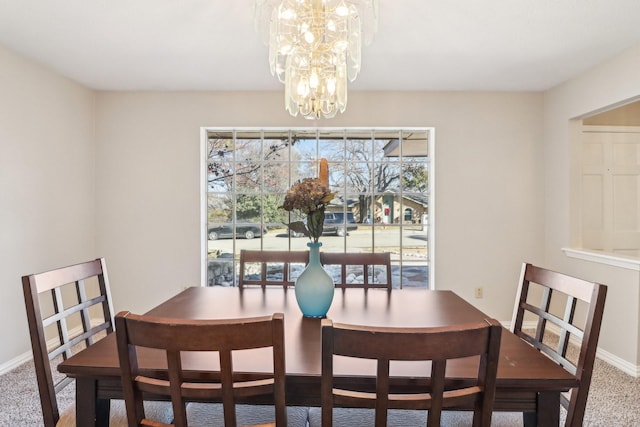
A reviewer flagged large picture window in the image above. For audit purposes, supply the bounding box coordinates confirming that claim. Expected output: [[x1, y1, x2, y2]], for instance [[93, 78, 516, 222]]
[[202, 128, 433, 288]]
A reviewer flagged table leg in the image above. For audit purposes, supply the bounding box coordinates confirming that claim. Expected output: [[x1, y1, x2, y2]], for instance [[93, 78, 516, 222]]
[[522, 391, 560, 427], [96, 398, 111, 427], [523, 411, 537, 427], [535, 391, 560, 427], [76, 378, 111, 427], [76, 378, 96, 427]]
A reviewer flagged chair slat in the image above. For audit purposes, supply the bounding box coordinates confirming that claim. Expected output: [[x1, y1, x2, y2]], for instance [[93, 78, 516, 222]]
[[48, 321, 111, 361], [518, 301, 585, 338], [42, 294, 109, 328], [320, 252, 393, 290], [239, 250, 309, 288]]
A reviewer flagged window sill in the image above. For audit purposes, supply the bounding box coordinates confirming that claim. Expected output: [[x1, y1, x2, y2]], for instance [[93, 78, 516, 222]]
[[562, 248, 640, 271]]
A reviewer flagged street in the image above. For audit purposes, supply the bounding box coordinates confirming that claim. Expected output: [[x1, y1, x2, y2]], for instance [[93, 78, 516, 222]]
[[208, 225, 427, 257]]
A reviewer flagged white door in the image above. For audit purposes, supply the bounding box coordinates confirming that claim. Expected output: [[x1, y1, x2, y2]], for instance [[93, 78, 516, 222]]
[[581, 126, 640, 257]]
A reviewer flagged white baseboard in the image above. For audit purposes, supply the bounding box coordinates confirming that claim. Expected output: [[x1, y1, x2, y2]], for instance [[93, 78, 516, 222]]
[[0, 351, 32, 376], [596, 347, 640, 377]]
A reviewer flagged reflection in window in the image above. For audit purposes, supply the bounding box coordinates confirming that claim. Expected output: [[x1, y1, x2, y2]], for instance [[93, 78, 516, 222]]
[[204, 129, 433, 288]]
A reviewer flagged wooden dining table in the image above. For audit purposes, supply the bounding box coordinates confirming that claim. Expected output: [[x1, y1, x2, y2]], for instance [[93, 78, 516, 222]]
[[58, 286, 577, 427]]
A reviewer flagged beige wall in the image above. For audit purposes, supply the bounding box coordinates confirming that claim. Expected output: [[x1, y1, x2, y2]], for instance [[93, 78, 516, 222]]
[[94, 90, 544, 323], [3, 37, 640, 373], [0, 44, 97, 367], [543, 44, 640, 368]]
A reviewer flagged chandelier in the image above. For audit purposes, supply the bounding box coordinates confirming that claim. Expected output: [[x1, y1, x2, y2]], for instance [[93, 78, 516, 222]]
[[254, 0, 378, 119]]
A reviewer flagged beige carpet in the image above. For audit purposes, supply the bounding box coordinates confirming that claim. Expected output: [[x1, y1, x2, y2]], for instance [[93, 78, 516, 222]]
[[1, 355, 638, 426]]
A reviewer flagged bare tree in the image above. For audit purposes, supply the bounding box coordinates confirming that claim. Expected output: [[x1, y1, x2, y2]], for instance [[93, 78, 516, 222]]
[[207, 137, 301, 223], [207, 137, 296, 192]]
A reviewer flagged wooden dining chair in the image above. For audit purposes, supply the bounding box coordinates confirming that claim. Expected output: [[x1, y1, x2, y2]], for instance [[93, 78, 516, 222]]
[[238, 250, 309, 288], [511, 262, 608, 427], [319, 252, 393, 290], [310, 318, 503, 427], [21, 257, 171, 427], [115, 311, 308, 427]]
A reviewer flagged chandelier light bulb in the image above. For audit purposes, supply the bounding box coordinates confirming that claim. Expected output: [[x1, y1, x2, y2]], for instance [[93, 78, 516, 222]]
[[279, 6, 296, 20], [297, 79, 309, 97], [335, 4, 349, 16], [310, 69, 319, 89], [326, 77, 336, 95], [254, 0, 378, 119], [304, 30, 314, 44]]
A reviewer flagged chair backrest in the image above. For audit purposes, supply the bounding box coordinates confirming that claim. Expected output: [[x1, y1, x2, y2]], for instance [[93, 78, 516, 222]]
[[239, 249, 309, 288], [320, 252, 393, 290], [510, 262, 607, 427], [22, 257, 114, 427], [115, 311, 287, 427], [320, 318, 502, 427]]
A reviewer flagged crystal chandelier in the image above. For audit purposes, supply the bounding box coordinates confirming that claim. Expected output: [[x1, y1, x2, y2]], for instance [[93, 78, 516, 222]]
[[254, 0, 378, 119]]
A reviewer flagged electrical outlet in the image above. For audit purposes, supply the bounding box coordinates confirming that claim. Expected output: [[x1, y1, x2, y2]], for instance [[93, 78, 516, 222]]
[[474, 287, 483, 298]]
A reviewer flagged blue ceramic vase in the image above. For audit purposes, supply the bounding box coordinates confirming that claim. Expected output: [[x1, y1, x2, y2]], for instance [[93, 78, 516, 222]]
[[295, 242, 335, 318]]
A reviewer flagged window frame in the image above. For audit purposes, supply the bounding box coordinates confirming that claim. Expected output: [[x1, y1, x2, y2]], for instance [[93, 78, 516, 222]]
[[200, 127, 436, 288]]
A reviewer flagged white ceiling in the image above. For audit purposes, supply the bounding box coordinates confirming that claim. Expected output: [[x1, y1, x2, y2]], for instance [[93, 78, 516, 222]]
[[1, 0, 640, 92]]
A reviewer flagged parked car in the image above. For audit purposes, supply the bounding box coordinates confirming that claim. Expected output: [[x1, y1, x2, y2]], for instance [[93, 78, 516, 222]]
[[208, 224, 266, 240], [290, 212, 358, 237], [323, 212, 358, 236]]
